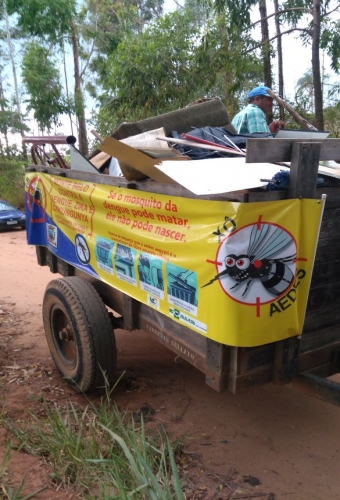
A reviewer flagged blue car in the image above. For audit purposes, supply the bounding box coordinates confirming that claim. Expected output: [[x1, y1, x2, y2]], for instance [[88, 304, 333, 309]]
[[0, 199, 26, 230]]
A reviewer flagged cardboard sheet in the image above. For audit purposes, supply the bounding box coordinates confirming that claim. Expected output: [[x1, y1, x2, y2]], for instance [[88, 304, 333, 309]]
[[120, 127, 170, 150], [99, 136, 187, 183], [121, 128, 184, 158], [155, 157, 288, 195], [90, 151, 111, 169]]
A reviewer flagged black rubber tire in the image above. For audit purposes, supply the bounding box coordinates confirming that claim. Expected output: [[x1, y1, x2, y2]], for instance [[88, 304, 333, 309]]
[[42, 276, 116, 392]]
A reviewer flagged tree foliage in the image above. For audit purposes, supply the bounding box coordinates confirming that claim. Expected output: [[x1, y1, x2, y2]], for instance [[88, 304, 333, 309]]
[[94, 9, 203, 133], [5, 0, 77, 42], [0, 102, 29, 135], [321, 18, 340, 73], [0, 0, 339, 145], [194, 18, 262, 117], [82, 0, 164, 103], [6, 0, 90, 153], [211, 0, 258, 28], [324, 104, 340, 137], [22, 42, 70, 131]]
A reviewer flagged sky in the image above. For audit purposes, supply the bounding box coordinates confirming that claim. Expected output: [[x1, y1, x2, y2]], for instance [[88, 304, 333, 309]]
[[263, 4, 339, 100]]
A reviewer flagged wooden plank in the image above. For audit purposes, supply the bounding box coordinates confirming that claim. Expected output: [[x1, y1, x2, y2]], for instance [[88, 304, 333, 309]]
[[303, 357, 340, 378], [138, 303, 208, 354], [246, 138, 340, 163], [302, 209, 340, 334], [306, 208, 340, 289], [298, 343, 340, 372], [304, 314, 340, 336], [238, 344, 275, 374], [99, 136, 182, 184], [272, 142, 321, 385], [287, 142, 321, 198], [314, 238, 340, 259], [227, 346, 274, 393], [315, 208, 340, 240], [272, 336, 301, 384], [316, 189, 340, 207], [139, 316, 208, 375], [291, 369, 340, 407], [248, 186, 340, 204], [205, 339, 229, 392], [300, 325, 340, 353], [228, 365, 272, 394], [303, 283, 340, 332], [122, 295, 140, 329], [27, 164, 249, 202], [306, 281, 340, 312], [227, 346, 239, 394], [248, 190, 286, 202], [309, 260, 340, 288]]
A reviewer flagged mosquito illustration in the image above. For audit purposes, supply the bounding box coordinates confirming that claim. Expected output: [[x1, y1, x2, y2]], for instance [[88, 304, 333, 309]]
[[202, 224, 296, 297]]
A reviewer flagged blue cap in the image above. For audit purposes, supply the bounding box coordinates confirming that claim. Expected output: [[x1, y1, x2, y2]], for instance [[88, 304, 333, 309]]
[[247, 86, 271, 98]]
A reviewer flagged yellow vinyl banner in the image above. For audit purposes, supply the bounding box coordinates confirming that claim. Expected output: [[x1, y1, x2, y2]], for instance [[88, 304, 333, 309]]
[[25, 173, 324, 347]]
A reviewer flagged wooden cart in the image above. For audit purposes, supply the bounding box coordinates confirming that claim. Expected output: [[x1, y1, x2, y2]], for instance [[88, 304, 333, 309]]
[[24, 132, 340, 406]]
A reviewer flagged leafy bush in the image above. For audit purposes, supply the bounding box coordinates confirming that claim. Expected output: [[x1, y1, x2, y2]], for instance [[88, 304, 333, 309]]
[[0, 159, 26, 208]]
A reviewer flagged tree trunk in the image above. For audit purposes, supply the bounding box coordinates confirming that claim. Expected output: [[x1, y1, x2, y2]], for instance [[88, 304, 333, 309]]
[[259, 0, 272, 88], [259, 0, 273, 122], [312, 0, 323, 130], [219, 19, 236, 117], [62, 39, 74, 136], [0, 77, 9, 155], [274, 0, 285, 122], [3, 0, 27, 159], [70, 19, 88, 155]]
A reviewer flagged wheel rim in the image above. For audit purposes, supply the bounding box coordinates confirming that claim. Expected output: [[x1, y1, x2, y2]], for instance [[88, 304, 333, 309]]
[[50, 305, 78, 369]]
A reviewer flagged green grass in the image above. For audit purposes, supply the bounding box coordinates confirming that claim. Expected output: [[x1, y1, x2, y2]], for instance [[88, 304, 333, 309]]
[[1, 388, 184, 499], [0, 159, 26, 208]]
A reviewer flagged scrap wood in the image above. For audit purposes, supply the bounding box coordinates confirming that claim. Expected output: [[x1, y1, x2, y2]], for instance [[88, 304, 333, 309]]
[[91, 129, 104, 142], [266, 88, 318, 131]]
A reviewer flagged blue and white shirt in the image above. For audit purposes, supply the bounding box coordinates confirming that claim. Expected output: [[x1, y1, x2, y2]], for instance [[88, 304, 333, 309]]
[[231, 104, 270, 134]]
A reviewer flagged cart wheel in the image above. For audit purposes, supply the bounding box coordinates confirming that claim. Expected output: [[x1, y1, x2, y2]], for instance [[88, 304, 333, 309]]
[[42, 276, 116, 392]]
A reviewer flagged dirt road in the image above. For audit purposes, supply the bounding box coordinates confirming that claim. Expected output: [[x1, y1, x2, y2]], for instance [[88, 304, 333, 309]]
[[0, 229, 339, 499]]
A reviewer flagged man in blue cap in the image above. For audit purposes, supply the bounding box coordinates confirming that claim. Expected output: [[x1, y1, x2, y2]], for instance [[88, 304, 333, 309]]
[[231, 86, 284, 135]]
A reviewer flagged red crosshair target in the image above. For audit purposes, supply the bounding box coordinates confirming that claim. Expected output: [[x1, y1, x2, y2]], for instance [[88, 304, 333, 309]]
[[204, 217, 306, 316]]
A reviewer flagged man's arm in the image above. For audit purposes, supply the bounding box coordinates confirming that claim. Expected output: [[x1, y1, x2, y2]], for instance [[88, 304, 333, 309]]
[[269, 120, 285, 133]]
